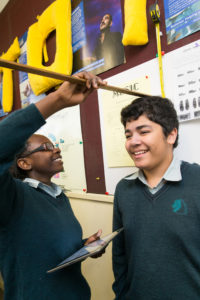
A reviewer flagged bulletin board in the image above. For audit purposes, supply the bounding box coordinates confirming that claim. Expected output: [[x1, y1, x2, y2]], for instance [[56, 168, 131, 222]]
[[0, 0, 200, 194]]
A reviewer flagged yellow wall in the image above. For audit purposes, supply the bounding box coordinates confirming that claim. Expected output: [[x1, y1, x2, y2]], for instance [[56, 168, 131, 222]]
[[68, 192, 114, 300]]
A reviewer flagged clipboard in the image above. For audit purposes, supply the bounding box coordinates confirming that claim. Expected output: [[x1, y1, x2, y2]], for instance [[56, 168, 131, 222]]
[[47, 227, 123, 273]]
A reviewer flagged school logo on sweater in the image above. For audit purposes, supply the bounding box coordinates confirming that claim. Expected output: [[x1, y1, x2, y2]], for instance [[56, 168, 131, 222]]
[[172, 199, 188, 215]]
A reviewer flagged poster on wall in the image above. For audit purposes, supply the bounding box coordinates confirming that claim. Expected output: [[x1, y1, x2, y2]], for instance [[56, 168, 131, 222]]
[[0, 80, 7, 117], [18, 32, 45, 108], [99, 77, 151, 168], [164, 39, 200, 122], [164, 0, 200, 44], [72, 0, 125, 75], [36, 106, 87, 192]]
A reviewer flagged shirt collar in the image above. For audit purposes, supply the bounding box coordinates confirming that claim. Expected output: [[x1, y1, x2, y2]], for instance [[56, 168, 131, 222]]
[[125, 156, 182, 186], [23, 178, 62, 198], [162, 156, 182, 181], [139, 156, 182, 184]]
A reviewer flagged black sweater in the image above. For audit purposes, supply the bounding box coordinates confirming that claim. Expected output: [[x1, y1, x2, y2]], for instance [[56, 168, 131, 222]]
[[113, 161, 200, 299]]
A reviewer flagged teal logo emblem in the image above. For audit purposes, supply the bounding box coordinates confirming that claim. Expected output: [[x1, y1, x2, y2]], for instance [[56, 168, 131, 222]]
[[172, 199, 187, 215]]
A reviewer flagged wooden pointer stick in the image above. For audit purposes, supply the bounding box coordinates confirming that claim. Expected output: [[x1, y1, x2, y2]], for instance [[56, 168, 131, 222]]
[[0, 58, 151, 97]]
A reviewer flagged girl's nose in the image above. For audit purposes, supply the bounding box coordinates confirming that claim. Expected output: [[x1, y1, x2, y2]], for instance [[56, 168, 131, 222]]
[[53, 146, 61, 153]]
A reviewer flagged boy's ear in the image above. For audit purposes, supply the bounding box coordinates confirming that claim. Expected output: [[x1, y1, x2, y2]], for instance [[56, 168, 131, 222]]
[[167, 128, 178, 145], [17, 158, 32, 171]]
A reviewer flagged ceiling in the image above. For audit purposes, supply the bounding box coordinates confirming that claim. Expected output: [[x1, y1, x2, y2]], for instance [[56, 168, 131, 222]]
[[0, 0, 9, 13]]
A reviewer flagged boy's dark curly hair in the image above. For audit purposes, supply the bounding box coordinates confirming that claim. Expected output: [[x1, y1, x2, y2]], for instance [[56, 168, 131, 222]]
[[121, 96, 179, 148]]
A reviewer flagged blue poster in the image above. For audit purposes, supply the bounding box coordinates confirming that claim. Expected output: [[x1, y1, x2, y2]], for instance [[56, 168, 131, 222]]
[[164, 0, 200, 44], [72, 0, 125, 75], [0, 79, 8, 117], [18, 32, 45, 108]]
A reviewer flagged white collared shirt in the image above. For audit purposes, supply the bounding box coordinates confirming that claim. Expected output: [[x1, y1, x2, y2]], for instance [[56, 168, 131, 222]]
[[23, 178, 62, 198], [125, 156, 182, 194]]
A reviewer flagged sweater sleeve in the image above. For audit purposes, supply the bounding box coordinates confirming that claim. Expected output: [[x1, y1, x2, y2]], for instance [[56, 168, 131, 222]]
[[112, 184, 128, 300], [0, 104, 45, 173], [0, 104, 46, 226]]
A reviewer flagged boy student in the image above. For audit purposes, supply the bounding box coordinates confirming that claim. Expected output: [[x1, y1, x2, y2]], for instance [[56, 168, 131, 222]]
[[112, 96, 200, 299], [0, 72, 106, 300]]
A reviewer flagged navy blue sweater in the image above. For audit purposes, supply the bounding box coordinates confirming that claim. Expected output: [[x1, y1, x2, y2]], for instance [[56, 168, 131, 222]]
[[113, 162, 200, 300], [0, 105, 90, 299]]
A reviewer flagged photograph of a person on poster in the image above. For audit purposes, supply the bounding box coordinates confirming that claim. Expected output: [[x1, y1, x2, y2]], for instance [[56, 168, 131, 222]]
[[88, 13, 125, 70], [72, 0, 125, 75]]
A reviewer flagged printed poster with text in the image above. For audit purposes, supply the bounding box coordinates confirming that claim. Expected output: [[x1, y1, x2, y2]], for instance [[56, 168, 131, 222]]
[[99, 77, 151, 168], [164, 0, 200, 44], [72, 0, 125, 75], [0, 80, 7, 117], [18, 32, 45, 108], [166, 40, 200, 122]]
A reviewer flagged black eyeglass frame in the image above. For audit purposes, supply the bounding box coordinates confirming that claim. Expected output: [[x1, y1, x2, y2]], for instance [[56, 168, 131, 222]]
[[20, 142, 56, 158]]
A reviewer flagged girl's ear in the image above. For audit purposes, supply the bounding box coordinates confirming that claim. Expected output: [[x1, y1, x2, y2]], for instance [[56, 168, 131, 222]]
[[17, 158, 32, 171]]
